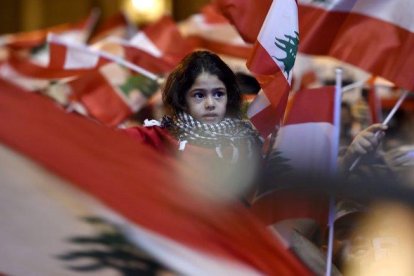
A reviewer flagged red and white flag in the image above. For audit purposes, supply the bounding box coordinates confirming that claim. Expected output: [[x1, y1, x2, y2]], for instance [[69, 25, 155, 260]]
[[251, 86, 340, 226], [246, 0, 299, 137], [213, 0, 271, 44], [0, 78, 311, 275], [46, 33, 163, 85], [299, 0, 414, 91], [67, 62, 159, 127], [215, 0, 298, 137], [274, 86, 339, 175]]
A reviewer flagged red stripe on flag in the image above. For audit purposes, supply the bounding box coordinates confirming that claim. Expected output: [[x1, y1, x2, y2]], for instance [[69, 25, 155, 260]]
[[213, 0, 272, 43], [143, 16, 193, 64], [248, 41, 281, 76], [48, 43, 67, 69], [299, 5, 414, 91], [0, 79, 311, 275], [251, 190, 328, 227], [285, 86, 335, 125], [249, 97, 287, 138], [123, 45, 175, 74]]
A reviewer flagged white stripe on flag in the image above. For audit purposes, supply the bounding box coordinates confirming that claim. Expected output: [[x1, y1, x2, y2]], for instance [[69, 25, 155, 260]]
[[64, 45, 100, 69], [129, 32, 163, 58], [274, 122, 337, 174]]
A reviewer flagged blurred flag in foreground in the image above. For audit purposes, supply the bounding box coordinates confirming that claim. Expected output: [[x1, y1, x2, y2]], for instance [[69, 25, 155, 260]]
[[0, 79, 310, 275]]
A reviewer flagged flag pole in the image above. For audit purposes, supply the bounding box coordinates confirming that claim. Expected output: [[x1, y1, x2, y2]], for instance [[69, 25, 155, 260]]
[[325, 67, 342, 276], [47, 34, 160, 81], [342, 77, 370, 93], [349, 89, 409, 171]]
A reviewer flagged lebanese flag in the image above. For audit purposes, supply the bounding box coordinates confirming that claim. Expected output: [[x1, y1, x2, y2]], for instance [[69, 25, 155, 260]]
[[299, 0, 414, 91], [103, 37, 179, 74], [246, 0, 299, 137], [180, 4, 253, 59], [47, 33, 109, 70], [273, 86, 339, 175], [250, 86, 340, 226], [0, 78, 311, 275], [0, 52, 91, 92], [68, 62, 158, 127]]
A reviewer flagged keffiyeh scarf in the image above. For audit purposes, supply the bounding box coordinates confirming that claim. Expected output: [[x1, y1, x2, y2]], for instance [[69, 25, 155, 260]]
[[160, 112, 262, 162]]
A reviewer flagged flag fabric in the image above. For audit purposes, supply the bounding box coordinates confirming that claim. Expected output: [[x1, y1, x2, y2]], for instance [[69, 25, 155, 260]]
[[47, 33, 109, 70], [180, 4, 253, 59], [67, 62, 159, 127], [47, 33, 160, 75], [274, 86, 339, 174], [246, 0, 299, 137], [103, 37, 179, 74], [251, 86, 339, 226], [298, 0, 414, 91], [130, 15, 194, 69], [0, 60, 51, 91], [0, 78, 311, 275], [213, 0, 272, 44]]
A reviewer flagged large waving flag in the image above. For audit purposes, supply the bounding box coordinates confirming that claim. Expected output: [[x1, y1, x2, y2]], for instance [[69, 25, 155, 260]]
[[215, 0, 299, 137], [251, 86, 340, 228], [298, 0, 414, 91], [0, 78, 311, 275]]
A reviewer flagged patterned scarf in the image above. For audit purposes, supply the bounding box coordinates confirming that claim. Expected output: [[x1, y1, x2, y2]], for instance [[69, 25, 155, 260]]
[[161, 112, 262, 162]]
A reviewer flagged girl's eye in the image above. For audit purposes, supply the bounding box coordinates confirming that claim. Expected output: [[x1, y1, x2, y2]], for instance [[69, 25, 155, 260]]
[[214, 91, 226, 98], [193, 92, 204, 99]]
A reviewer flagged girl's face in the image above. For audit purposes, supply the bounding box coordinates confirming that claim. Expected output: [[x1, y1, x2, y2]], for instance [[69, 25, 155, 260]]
[[185, 72, 228, 124]]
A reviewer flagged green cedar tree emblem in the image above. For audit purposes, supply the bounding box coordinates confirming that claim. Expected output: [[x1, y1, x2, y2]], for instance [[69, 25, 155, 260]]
[[119, 75, 159, 99], [272, 31, 299, 79]]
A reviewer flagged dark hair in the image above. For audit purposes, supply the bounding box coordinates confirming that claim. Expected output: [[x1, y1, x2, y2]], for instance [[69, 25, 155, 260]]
[[162, 51, 242, 117]]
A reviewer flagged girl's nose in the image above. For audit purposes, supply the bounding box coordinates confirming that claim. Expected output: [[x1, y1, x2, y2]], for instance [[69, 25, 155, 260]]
[[205, 96, 215, 110]]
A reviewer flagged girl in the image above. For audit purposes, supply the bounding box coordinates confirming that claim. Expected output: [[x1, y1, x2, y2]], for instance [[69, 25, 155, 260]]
[[124, 51, 263, 199]]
